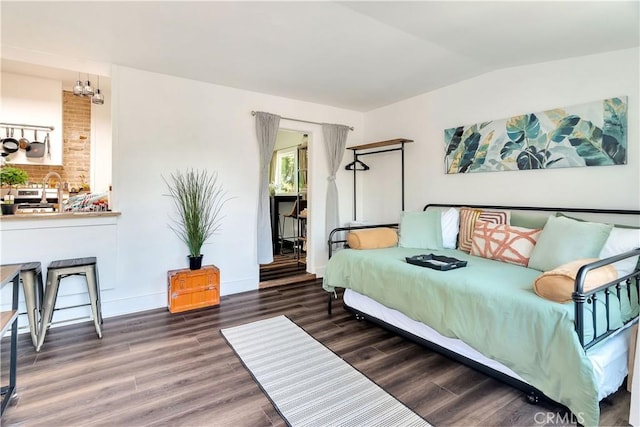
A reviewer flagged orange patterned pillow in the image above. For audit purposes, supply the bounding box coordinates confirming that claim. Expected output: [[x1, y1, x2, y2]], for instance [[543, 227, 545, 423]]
[[471, 222, 542, 267], [458, 207, 510, 252]]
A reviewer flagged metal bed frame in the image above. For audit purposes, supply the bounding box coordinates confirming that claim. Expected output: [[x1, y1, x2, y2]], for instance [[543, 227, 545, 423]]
[[326, 203, 640, 406]]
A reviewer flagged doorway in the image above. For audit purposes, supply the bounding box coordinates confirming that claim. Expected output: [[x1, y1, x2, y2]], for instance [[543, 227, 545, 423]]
[[259, 129, 315, 287]]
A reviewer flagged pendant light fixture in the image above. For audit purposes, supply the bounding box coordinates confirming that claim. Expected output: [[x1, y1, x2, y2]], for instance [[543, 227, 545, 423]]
[[82, 74, 94, 96], [73, 73, 84, 96], [91, 76, 104, 105], [73, 72, 105, 105]]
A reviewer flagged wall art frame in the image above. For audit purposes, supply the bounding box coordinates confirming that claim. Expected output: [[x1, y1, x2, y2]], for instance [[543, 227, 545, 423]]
[[444, 96, 627, 174]]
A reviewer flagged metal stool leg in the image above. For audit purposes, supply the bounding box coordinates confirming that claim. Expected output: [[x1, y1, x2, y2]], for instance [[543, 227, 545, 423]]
[[84, 265, 102, 338], [36, 270, 61, 352], [20, 270, 40, 348], [36, 269, 44, 311], [281, 215, 300, 257], [279, 215, 287, 255]]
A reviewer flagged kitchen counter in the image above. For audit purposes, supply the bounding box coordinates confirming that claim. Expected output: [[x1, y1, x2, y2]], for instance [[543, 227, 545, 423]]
[[0, 211, 120, 233], [0, 211, 120, 221], [1, 210, 119, 327]]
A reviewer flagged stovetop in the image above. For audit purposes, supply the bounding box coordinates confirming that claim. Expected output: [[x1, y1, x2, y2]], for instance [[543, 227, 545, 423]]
[[15, 203, 55, 213]]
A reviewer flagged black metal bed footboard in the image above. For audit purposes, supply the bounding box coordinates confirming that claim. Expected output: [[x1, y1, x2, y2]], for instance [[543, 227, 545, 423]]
[[327, 223, 399, 258], [326, 223, 398, 314], [573, 252, 640, 349]]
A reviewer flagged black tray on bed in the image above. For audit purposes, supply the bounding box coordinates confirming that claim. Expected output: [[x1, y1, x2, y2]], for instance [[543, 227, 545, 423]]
[[405, 254, 467, 271]]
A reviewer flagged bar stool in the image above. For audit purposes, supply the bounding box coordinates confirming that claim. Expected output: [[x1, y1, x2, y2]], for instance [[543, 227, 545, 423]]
[[280, 199, 307, 258], [36, 257, 103, 352], [20, 262, 44, 348]]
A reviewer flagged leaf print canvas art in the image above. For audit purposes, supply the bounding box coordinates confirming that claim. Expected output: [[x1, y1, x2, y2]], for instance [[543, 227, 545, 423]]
[[444, 97, 627, 174]]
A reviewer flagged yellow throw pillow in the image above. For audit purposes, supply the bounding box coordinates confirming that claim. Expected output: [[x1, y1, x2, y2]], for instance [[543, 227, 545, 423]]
[[347, 228, 398, 250], [533, 258, 618, 303]]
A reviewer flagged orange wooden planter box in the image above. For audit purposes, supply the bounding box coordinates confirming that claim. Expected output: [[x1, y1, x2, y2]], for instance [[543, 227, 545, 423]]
[[167, 265, 220, 313]]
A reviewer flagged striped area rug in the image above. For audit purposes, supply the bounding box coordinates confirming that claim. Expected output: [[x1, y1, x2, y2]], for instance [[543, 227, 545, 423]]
[[221, 315, 431, 427]]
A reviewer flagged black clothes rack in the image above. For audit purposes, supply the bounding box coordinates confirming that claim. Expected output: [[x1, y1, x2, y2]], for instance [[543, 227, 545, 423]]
[[346, 138, 413, 221], [344, 159, 370, 171]]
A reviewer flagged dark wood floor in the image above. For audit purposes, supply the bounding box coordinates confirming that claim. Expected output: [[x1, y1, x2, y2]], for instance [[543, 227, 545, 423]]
[[1, 279, 632, 426], [259, 253, 308, 282]]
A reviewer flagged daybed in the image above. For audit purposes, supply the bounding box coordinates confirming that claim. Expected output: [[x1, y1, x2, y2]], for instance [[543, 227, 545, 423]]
[[323, 204, 640, 426]]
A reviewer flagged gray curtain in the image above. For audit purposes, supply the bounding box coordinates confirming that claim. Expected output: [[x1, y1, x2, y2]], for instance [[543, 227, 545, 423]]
[[256, 112, 281, 264], [322, 123, 350, 242]]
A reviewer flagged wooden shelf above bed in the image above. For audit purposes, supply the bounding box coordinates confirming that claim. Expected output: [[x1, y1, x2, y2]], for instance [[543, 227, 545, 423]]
[[347, 138, 413, 151]]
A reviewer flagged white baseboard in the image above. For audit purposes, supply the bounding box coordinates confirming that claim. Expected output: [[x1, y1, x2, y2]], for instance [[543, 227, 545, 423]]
[[12, 277, 260, 336]]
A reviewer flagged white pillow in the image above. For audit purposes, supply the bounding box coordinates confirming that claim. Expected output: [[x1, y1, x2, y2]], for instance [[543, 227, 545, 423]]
[[441, 207, 459, 249], [599, 227, 640, 278]]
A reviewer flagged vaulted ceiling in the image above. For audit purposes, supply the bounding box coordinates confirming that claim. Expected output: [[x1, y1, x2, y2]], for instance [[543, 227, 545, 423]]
[[2, 1, 638, 111]]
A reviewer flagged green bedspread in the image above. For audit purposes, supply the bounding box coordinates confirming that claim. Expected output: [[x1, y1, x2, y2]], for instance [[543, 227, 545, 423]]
[[323, 247, 629, 426]]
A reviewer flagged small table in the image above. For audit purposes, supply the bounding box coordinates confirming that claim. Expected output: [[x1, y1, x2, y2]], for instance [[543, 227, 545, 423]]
[[0, 264, 20, 415]]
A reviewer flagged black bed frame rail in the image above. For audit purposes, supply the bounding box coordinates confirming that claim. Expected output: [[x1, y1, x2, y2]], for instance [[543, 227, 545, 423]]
[[422, 203, 640, 216], [326, 223, 398, 315], [327, 223, 399, 258], [573, 251, 640, 349]]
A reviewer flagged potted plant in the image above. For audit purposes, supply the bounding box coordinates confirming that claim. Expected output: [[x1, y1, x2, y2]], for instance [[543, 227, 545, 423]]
[[163, 169, 229, 270], [0, 166, 28, 215]]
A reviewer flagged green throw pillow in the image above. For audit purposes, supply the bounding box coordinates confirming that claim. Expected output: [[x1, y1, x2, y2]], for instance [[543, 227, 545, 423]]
[[556, 212, 640, 229], [528, 215, 613, 271], [398, 210, 443, 250], [510, 211, 550, 229], [555, 212, 640, 294]]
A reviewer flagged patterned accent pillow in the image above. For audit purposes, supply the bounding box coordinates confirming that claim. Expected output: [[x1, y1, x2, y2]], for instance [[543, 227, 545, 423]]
[[458, 207, 510, 252], [471, 222, 542, 267]]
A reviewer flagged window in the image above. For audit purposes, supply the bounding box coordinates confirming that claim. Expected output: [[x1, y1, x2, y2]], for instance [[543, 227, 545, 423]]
[[274, 147, 297, 194]]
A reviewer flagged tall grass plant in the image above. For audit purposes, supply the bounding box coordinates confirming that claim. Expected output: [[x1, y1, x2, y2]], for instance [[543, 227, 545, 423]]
[[163, 169, 229, 257]]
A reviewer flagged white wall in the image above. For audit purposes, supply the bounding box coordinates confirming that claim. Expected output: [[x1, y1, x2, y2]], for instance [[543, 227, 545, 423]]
[[359, 48, 640, 224], [0, 72, 63, 166], [274, 129, 305, 151], [109, 65, 363, 314]]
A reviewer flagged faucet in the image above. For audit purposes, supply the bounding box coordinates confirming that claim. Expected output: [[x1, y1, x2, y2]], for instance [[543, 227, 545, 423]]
[[41, 172, 64, 212]]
